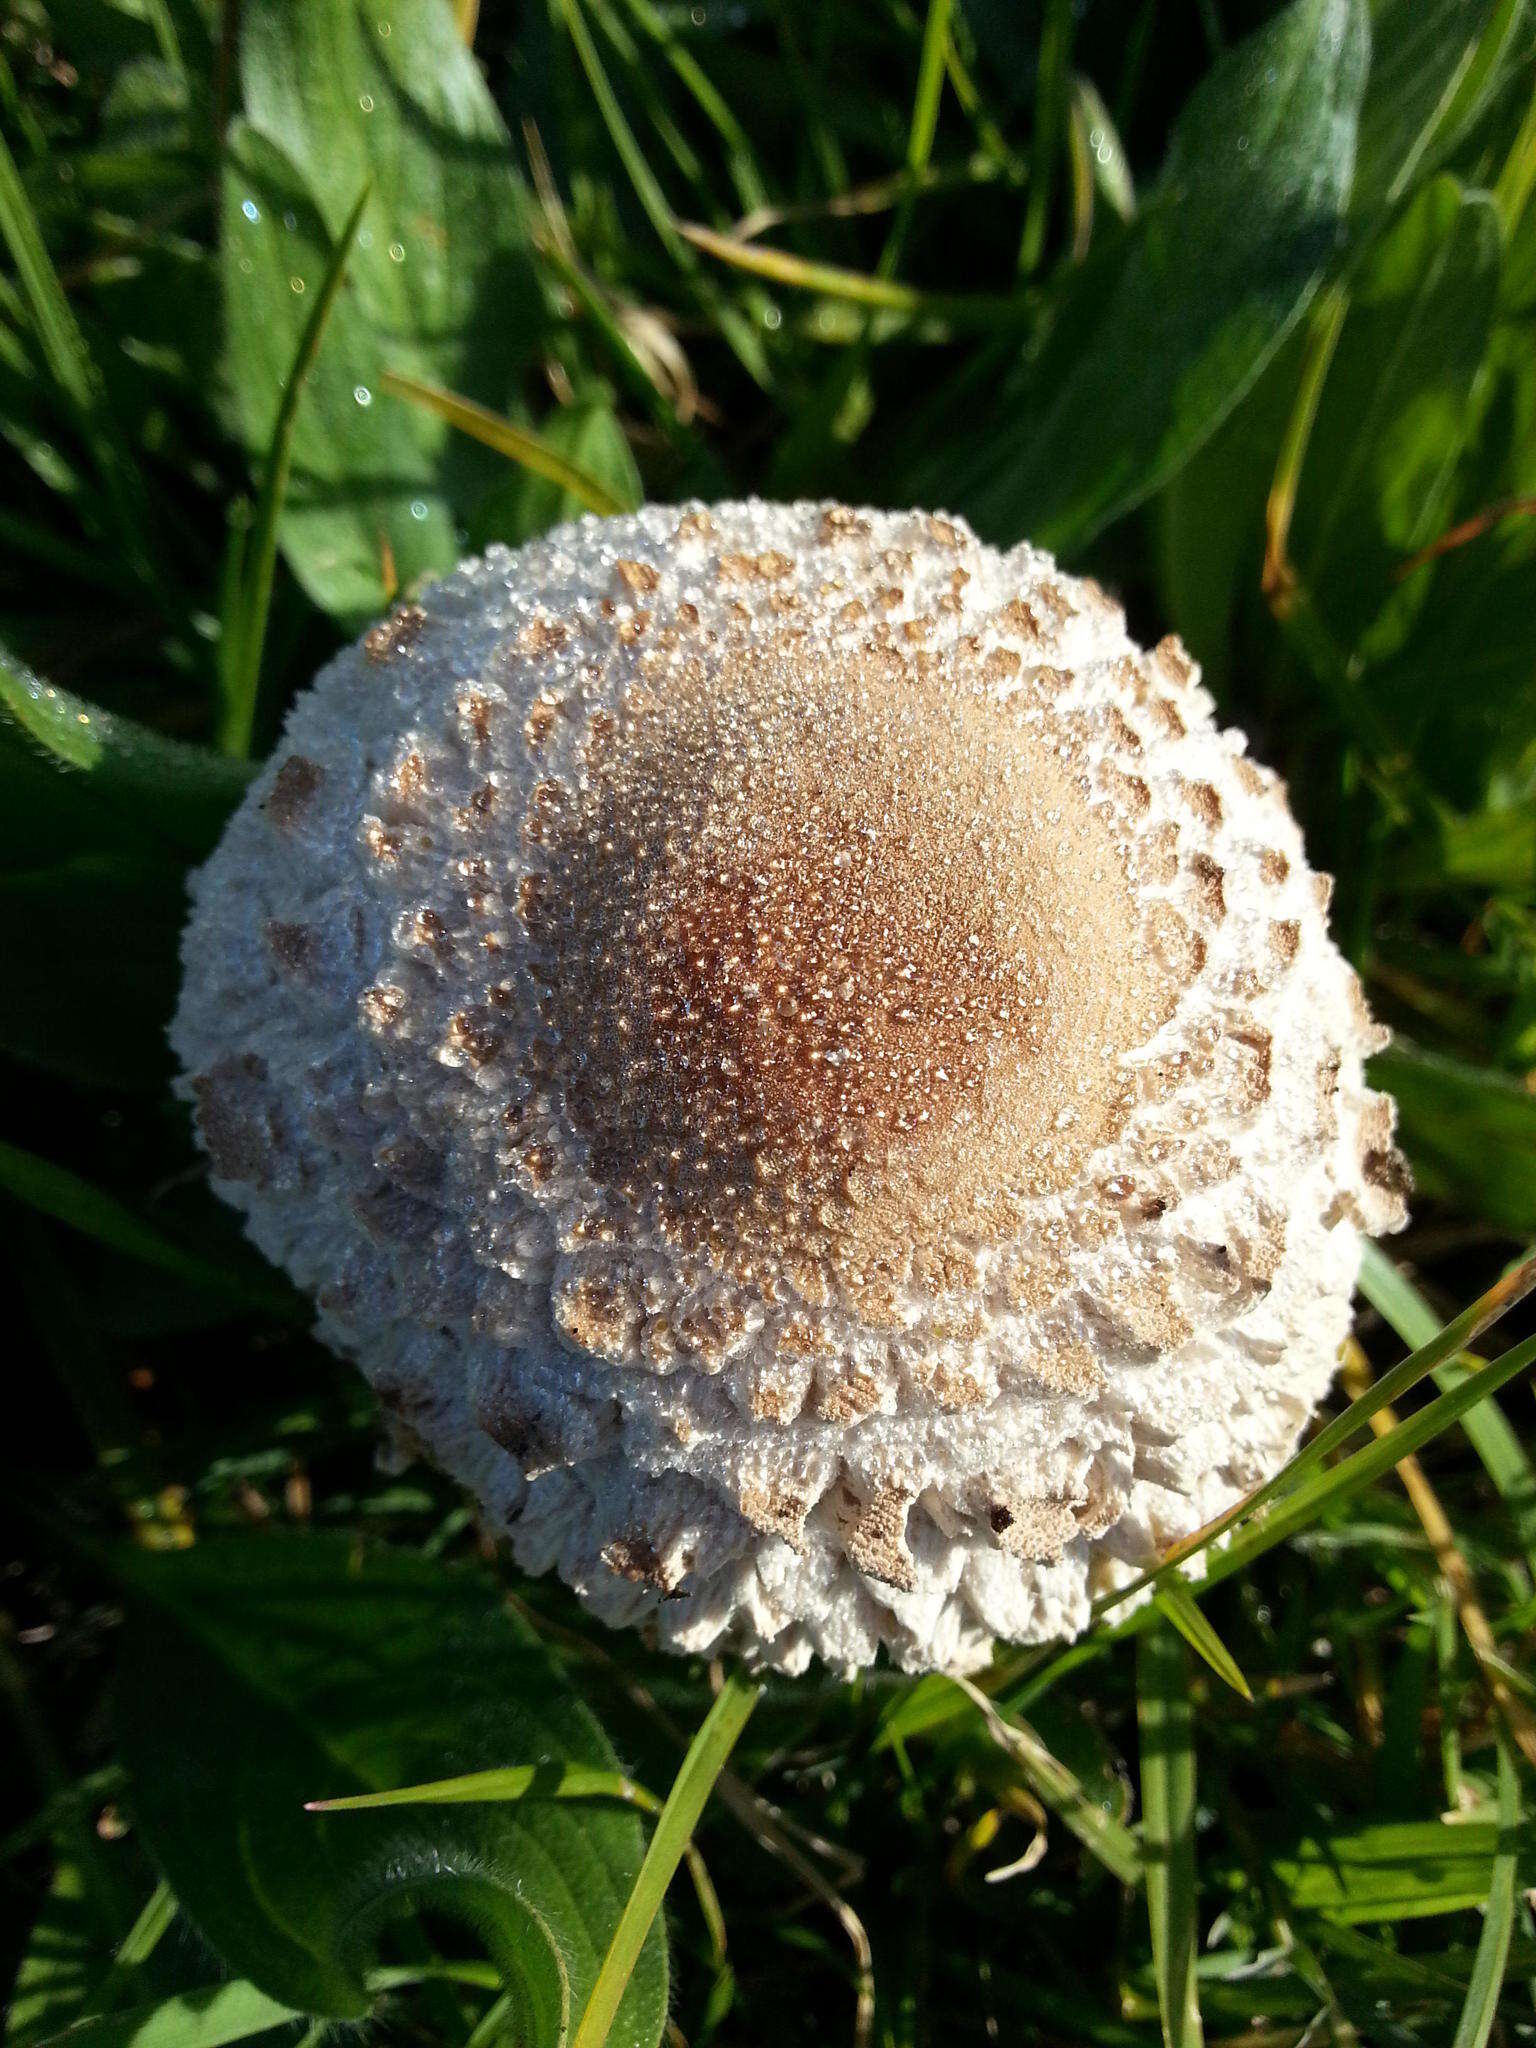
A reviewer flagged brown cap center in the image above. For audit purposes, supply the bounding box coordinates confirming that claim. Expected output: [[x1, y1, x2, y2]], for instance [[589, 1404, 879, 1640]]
[[523, 633, 1152, 1294]]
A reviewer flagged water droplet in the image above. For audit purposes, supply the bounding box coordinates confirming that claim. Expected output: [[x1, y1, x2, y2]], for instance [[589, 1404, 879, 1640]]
[[354, 385, 373, 406], [1236, 135, 1249, 153], [388, 241, 406, 263], [690, 3, 705, 20], [358, 92, 374, 112], [241, 198, 261, 223], [283, 210, 297, 231], [377, 16, 391, 31], [763, 303, 782, 331], [358, 228, 374, 249], [410, 500, 429, 521], [290, 275, 306, 294]]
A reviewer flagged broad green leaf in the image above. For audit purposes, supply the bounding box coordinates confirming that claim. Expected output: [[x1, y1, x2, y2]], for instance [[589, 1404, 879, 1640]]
[[1354, 320, 1536, 807], [1352, 0, 1530, 216], [1137, 1627, 1204, 2048], [1292, 177, 1500, 654], [1401, 802, 1536, 891], [222, 0, 543, 627], [26, 1982, 302, 2048], [115, 1534, 666, 2044], [920, 0, 1369, 549], [1276, 1816, 1524, 1922], [0, 644, 253, 859], [1372, 1039, 1536, 1231]]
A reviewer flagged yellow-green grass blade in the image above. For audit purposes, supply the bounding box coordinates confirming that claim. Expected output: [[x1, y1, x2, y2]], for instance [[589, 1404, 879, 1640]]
[[570, 1670, 760, 2048], [379, 372, 636, 516]]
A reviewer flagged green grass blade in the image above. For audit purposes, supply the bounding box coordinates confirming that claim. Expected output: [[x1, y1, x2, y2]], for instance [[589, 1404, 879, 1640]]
[[1137, 1626, 1204, 2048], [678, 220, 1015, 325], [1097, 1247, 1536, 1618], [1450, 1736, 1520, 2048], [0, 1139, 292, 1314], [379, 372, 637, 515], [218, 181, 371, 759], [307, 1762, 659, 1813], [1019, 0, 1073, 271], [1153, 1582, 1252, 1702], [570, 1669, 761, 2048], [83, 1883, 180, 2018], [0, 128, 164, 600], [1205, 1330, 1536, 1591], [139, 0, 186, 76], [610, 0, 770, 215], [906, 0, 954, 182], [0, 127, 102, 420], [1359, 1241, 1536, 1576], [554, 0, 771, 388]]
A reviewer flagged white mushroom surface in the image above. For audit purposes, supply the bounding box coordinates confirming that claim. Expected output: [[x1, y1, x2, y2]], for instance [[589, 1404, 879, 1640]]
[[173, 501, 1408, 1673]]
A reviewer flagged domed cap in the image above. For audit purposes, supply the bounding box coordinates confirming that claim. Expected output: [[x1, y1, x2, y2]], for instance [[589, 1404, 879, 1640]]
[[173, 502, 1407, 1673]]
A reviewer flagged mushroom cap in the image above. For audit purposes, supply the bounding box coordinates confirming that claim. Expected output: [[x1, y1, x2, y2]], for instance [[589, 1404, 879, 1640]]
[[173, 501, 1407, 1673]]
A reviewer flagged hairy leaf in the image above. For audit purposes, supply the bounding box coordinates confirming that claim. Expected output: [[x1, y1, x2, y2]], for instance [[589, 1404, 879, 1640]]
[[116, 1534, 666, 2043]]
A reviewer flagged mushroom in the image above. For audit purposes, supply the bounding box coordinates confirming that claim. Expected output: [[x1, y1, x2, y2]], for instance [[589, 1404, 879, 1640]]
[[173, 501, 1407, 1674]]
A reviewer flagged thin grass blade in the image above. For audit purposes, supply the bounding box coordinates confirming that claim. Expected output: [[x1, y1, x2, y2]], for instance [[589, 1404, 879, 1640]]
[[1097, 1248, 1536, 1617], [570, 1669, 761, 2048], [1153, 1581, 1252, 1702], [1137, 1625, 1204, 2048], [306, 1763, 658, 1813], [945, 1673, 1143, 1884], [1359, 1241, 1536, 1575], [379, 372, 636, 516], [554, 0, 770, 387], [0, 1140, 294, 1315], [678, 220, 1014, 325], [0, 131, 163, 599], [1205, 1330, 1536, 1591], [1450, 1735, 1520, 2048], [218, 182, 372, 759]]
